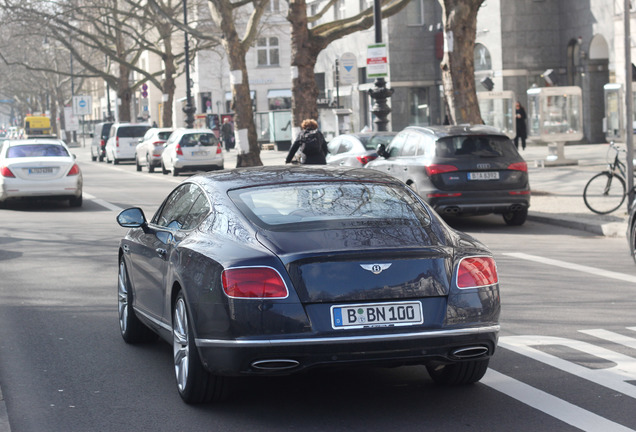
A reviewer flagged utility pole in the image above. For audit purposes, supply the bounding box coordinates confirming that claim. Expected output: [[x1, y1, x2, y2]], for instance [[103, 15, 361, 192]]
[[625, 0, 634, 208], [368, 0, 393, 131]]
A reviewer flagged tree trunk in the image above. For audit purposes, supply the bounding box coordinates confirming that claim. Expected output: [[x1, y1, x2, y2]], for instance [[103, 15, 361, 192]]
[[289, 0, 319, 129], [439, 0, 484, 125]]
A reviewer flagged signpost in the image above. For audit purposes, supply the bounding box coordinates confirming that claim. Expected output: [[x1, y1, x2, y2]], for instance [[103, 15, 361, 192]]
[[338, 52, 358, 85], [72, 96, 91, 147], [367, 43, 388, 79]]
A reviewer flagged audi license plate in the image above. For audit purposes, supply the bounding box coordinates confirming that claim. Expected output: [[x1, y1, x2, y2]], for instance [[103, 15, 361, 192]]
[[28, 167, 54, 174], [468, 171, 499, 180], [331, 301, 423, 329], [192, 151, 208, 156]]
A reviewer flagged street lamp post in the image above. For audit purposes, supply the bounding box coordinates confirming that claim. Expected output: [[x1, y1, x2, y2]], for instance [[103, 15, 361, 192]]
[[368, 0, 393, 131], [182, 0, 195, 128]]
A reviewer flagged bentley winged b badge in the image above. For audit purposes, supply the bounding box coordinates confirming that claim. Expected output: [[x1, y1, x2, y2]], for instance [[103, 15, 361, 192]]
[[360, 263, 392, 275]]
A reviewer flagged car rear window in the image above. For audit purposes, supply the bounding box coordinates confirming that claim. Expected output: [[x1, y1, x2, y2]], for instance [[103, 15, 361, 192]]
[[229, 182, 431, 230], [7, 144, 69, 158], [179, 133, 218, 147], [157, 131, 173, 140], [435, 135, 516, 158], [100, 124, 113, 139], [117, 126, 151, 138], [359, 135, 395, 150]]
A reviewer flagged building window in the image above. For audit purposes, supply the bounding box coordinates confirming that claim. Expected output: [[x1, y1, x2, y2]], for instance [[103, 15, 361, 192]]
[[408, 87, 430, 126], [257, 37, 279, 66], [359, 0, 373, 12], [270, 0, 280, 12], [334, 0, 346, 20], [407, 0, 424, 26]]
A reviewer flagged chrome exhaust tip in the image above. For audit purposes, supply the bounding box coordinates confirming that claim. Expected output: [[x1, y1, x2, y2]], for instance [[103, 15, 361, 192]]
[[443, 206, 460, 214], [251, 359, 300, 371], [451, 346, 489, 359]]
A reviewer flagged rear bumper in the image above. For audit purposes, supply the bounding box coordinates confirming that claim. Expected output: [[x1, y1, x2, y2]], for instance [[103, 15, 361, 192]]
[[429, 193, 530, 216], [173, 160, 224, 171], [1, 178, 82, 201], [195, 325, 499, 376]]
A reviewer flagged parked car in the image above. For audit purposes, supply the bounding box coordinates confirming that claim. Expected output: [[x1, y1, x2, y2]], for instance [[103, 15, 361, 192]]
[[326, 132, 397, 167], [627, 201, 636, 263], [116, 165, 500, 403], [135, 128, 174, 173], [90, 122, 113, 162], [160, 128, 223, 176], [105, 123, 151, 165], [366, 125, 530, 225], [0, 138, 82, 207]]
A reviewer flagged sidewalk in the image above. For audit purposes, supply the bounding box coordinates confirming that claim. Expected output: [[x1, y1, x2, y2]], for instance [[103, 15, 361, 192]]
[[519, 142, 629, 237]]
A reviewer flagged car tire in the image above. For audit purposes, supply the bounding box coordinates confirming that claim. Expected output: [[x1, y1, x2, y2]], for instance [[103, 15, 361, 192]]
[[113, 158, 120, 165], [147, 156, 155, 173], [173, 291, 227, 404], [502, 207, 528, 226], [630, 222, 636, 264], [426, 359, 490, 385], [118, 257, 157, 344], [69, 194, 83, 208], [91, 152, 97, 162], [136, 157, 142, 171], [162, 162, 169, 175], [172, 167, 180, 177], [98, 154, 104, 162]]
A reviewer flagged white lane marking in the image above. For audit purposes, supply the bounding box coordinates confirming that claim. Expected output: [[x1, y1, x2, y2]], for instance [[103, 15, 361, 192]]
[[503, 252, 636, 284], [482, 369, 635, 432], [580, 329, 636, 350], [83, 193, 125, 213], [499, 335, 636, 398]]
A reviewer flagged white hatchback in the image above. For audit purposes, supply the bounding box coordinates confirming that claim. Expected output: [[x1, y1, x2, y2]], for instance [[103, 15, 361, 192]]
[[161, 128, 224, 176], [135, 127, 174, 173], [0, 139, 83, 207], [105, 123, 151, 164]]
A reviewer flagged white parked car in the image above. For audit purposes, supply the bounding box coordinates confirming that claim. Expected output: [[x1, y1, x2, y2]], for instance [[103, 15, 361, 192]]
[[105, 123, 151, 165], [0, 139, 83, 207], [135, 127, 174, 173], [161, 128, 224, 176]]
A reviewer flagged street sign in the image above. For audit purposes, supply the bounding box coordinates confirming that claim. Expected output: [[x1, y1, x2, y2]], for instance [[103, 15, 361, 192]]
[[338, 52, 358, 85], [72, 95, 92, 116], [367, 43, 389, 79]]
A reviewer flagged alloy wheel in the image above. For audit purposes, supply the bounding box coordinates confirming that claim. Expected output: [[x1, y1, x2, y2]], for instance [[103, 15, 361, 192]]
[[118, 260, 129, 335], [173, 297, 190, 393]]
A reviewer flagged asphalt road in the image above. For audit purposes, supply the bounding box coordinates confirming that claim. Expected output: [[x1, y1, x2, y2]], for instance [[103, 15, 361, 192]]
[[0, 148, 635, 431]]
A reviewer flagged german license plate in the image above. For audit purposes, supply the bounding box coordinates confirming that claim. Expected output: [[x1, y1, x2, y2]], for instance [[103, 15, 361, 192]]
[[331, 301, 423, 329], [468, 171, 499, 180], [28, 167, 54, 174], [192, 151, 208, 156]]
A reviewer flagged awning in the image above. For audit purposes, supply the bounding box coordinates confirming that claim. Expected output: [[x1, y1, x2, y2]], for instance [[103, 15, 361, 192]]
[[267, 89, 292, 98], [225, 91, 255, 100]]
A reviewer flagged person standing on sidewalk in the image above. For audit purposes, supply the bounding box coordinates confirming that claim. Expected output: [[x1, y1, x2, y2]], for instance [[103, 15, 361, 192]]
[[221, 118, 234, 152], [514, 101, 527, 150]]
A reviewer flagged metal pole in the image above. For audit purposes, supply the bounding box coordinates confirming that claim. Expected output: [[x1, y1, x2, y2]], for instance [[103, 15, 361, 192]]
[[625, 0, 634, 208], [182, 0, 195, 128], [368, 0, 393, 132]]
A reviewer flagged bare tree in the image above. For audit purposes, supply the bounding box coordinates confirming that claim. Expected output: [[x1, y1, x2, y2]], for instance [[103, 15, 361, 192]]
[[286, 0, 411, 129], [439, 0, 484, 125]]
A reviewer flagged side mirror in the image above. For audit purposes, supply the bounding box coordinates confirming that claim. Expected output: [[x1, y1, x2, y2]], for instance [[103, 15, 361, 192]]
[[117, 207, 147, 228], [377, 144, 388, 158]]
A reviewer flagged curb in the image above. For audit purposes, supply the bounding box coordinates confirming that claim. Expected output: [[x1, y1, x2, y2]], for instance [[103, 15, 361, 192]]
[[528, 212, 627, 237]]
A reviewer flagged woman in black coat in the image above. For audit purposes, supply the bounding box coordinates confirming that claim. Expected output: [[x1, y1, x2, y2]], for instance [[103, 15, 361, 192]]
[[514, 101, 527, 151], [285, 119, 328, 165]]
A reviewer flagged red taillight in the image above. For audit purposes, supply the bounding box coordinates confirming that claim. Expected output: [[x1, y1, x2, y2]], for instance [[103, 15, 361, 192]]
[[176, 144, 183, 156], [100, 139, 106, 148], [509, 190, 531, 195], [222, 267, 288, 299], [116, 137, 120, 147], [456, 256, 498, 289], [1, 166, 15, 178], [508, 162, 528, 172], [216, 143, 222, 154], [426, 164, 458, 176], [67, 164, 80, 176], [152, 141, 165, 147], [356, 155, 378, 165]]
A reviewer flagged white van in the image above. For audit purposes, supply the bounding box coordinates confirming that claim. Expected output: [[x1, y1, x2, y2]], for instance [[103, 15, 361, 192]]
[[105, 123, 151, 164]]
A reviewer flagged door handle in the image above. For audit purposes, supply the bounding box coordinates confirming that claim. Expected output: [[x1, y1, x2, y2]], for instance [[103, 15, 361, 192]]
[[156, 248, 167, 259]]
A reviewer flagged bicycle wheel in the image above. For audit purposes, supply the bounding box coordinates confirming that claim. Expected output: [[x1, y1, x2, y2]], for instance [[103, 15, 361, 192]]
[[583, 171, 626, 214]]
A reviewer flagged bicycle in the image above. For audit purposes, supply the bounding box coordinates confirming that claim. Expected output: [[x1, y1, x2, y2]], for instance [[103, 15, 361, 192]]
[[582, 141, 630, 214]]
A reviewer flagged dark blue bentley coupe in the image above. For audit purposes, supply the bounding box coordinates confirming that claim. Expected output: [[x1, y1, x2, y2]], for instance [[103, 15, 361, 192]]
[[116, 166, 500, 404]]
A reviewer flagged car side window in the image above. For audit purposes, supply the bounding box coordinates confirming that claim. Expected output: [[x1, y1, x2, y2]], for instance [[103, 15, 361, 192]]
[[153, 184, 207, 230], [387, 132, 408, 157], [417, 135, 435, 157], [340, 138, 354, 153], [327, 137, 342, 155], [401, 134, 419, 157]]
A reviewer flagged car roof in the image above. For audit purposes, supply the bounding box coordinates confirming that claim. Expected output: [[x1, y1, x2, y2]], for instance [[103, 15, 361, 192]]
[[188, 165, 403, 192], [7, 139, 67, 146], [404, 124, 508, 138]]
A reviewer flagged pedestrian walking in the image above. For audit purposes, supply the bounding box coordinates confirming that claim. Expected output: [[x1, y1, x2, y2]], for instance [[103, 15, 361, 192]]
[[285, 119, 328, 165], [514, 101, 527, 151], [221, 117, 234, 152]]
